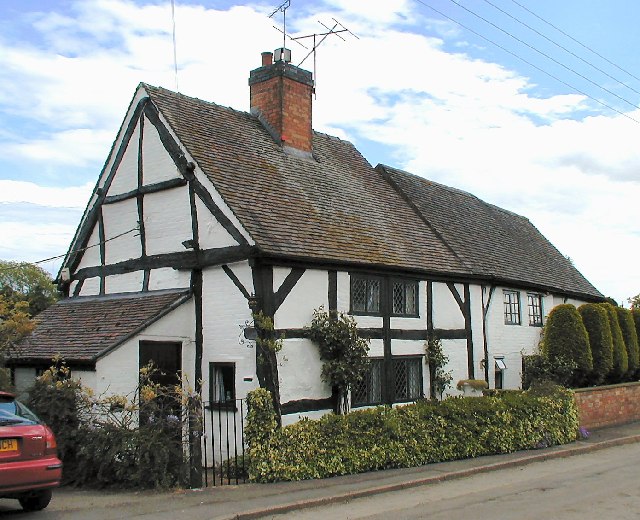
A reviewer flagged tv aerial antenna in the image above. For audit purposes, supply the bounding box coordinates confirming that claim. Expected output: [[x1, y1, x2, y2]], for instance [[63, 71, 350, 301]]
[[268, 1, 358, 95]]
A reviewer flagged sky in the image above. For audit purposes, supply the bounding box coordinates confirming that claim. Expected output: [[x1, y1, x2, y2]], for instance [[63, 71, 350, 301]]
[[0, 0, 638, 305]]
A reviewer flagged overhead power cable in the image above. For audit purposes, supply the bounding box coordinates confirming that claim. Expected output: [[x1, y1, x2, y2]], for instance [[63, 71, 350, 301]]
[[508, 0, 640, 84], [413, 0, 640, 124], [443, 0, 640, 112], [480, 0, 640, 97]]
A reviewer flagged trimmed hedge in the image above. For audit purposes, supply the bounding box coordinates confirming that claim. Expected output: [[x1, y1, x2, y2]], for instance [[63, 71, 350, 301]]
[[542, 304, 592, 386], [601, 303, 628, 380], [578, 303, 613, 385], [616, 307, 639, 378], [246, 387, 578, 482]]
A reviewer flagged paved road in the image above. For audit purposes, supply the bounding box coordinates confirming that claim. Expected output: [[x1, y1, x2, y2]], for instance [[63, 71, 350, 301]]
[[264, 442, 640, 520]]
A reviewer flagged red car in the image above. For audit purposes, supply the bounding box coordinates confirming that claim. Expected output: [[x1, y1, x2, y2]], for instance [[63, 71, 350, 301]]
[[0, 391, 62, 511]]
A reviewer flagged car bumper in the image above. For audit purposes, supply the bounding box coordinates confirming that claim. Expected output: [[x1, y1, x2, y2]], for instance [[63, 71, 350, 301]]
[[0, 456, 62, 496]]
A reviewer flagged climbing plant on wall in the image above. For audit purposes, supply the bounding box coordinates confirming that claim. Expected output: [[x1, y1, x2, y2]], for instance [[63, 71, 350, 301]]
[[307, 307, 370, 415]]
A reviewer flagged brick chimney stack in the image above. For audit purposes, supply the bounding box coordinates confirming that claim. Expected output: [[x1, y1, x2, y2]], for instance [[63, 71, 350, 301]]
[[249, 49, 314, 155]]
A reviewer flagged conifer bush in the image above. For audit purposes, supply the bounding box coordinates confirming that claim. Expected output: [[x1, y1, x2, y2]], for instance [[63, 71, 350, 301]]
[[633, 310, 640, 354], [601, 303, 628, 382], [542, 304, 592, 386], [616, 307, 639, 379], [578, 303, 613, 385]]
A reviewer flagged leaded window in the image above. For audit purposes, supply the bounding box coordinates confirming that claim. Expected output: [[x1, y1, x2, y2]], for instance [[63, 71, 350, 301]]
[[503, 290, 521, 325], [351, 358, 383, 406], [527, 293, 543, 326], [392, 280, 418, 317], [351, 276, 381, 314], [393, 357, 423, 401]]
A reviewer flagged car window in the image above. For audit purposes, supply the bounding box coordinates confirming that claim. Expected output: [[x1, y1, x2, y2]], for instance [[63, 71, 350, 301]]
[[0, 400, 40, 425]]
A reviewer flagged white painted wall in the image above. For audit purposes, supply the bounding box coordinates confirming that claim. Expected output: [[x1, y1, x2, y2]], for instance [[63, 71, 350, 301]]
[[109, 124, 139, 195], [105, 270, 144, 294], [196, 197, 238, 250], [103, 199, 142, 264], [274, 268, 327, 330], [200, 263, 256, 404], [432, 282, 465, 330], [144, 186, 193, 256], [148, 267, 191, 291], [76, 226, 101, 270], [78, 277, 100, 296], [278, 338, 329, 404], [142, 115, 182, 185], [442, 338, 469, 396]]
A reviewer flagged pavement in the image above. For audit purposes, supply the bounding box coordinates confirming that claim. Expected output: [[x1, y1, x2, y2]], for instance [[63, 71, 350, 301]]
[[35, 421, 640, 519]]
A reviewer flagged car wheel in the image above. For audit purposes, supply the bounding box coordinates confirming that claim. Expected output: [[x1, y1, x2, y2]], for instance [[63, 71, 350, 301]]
[[18, 489, 53, 511]]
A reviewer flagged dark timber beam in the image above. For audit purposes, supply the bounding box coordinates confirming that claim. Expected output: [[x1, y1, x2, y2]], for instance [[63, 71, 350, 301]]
[[103, 178, 187, 204], [273, 268, 305, 312], [72, 245, 255, 281]]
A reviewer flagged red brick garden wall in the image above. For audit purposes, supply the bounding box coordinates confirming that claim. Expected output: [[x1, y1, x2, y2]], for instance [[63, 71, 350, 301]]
[[574, 382, 640, 430]]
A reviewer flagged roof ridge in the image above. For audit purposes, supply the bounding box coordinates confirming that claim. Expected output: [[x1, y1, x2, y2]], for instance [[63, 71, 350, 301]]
[[376, 164, 473, 274]]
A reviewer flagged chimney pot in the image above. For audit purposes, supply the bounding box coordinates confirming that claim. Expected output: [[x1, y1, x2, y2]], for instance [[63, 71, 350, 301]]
[[261, 51, 273, 67]]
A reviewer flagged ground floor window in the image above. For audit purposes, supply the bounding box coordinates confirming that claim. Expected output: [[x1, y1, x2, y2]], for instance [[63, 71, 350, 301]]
[[209, 362, 236, 404], [352, 356, 423, 407]]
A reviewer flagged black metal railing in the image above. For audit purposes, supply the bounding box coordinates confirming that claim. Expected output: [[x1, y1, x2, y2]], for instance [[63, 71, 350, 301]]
[[202, 399, 246, 486]]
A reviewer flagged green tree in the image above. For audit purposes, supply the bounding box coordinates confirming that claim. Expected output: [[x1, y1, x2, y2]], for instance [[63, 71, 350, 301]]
[[0, 295, 36, 390], [601, 303, 628, 382], [0, 260, 58, 316], [542, 304, 592, 387], [628, 294, 640, 310], [616, 307, 639, 379], [578, 303, 613, 385], [307, 307, 370, 414]]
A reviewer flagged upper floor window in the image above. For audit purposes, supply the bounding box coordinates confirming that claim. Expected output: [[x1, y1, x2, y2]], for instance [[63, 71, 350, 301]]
[[503, 290, 521, 325], [351, 276, 381, 314], [392, 280, 418, 317], [350, 275, 419, 317], [527, 293, 543, 327]]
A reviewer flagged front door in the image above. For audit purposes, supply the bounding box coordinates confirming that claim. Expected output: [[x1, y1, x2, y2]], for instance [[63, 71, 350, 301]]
[[139, 341, 182, 418]]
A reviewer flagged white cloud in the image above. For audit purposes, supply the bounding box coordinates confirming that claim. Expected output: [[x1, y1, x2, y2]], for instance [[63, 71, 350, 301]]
[[0, 0, 637, 304], [0, 181, 93, 208]]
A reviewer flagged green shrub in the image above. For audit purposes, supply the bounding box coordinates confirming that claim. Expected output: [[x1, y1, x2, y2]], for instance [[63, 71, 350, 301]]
[[578, 304, 613, 385], [542, 304, 592, 386], [633, 310, 640, 357], [601, 303, 628, 382], [27, 362, 197, 489], [246, 387, 578, 482], [521, 354, 577, 389], [616, 307, 639, 379]]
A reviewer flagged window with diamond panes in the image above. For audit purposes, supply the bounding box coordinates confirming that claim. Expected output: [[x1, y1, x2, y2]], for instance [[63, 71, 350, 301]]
[[350, 276, 381, 314], [527, 293, 543, 326], [392, 280, 418, 317], [503, 290, 521, 325], [351, 359, 383, 406], [393, 357, 423, 401]]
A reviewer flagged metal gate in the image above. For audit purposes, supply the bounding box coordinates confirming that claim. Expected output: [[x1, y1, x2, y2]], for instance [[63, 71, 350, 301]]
[[201, 399, 247, 486]]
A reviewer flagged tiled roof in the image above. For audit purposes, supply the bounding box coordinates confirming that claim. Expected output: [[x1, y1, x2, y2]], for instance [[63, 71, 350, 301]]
[[13, 290, 190, 365], [141, 84, 600, 299], [143, 85, 466, 276], [379, 165, 602, 299]]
